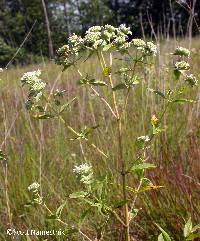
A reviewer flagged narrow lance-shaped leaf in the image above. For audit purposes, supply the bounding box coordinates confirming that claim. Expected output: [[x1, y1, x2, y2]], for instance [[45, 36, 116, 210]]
[[112, 83, 127, 91], [33, 113, 55, 119], [184, 218, 193, 238], [69, 191, 88, 199], [158, 233, 165, 241], [77, 78, 107, 86], [59, 97, 76, 114], [56, 202, 67, 218], [155, 224, 172, 241], [147, 88, 166, 99], [186, 233, 200, 240], [130, 163, 156, 172], [172, 99, 195, 104]]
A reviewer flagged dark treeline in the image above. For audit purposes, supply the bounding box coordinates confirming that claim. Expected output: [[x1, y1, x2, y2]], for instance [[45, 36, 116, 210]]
[[0, 0, 199, 64]]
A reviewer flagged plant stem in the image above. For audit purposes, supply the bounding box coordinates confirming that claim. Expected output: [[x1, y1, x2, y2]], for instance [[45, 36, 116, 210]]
[[117, 117, 130, 241], [106, 52, 130, 241]]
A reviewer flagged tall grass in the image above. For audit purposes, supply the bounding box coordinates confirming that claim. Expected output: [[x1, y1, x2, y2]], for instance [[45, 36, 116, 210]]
[[0, 37, 200, 240]]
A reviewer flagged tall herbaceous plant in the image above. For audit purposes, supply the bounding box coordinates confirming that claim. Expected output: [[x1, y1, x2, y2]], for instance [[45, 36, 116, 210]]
[[21, 25, 198, 240]]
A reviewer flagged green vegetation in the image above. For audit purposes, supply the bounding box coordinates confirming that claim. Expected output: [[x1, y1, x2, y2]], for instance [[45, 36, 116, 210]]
[[0, 24, 200, 240]]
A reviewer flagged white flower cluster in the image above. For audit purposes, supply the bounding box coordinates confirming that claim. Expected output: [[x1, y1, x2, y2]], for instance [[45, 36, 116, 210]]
[[73, 163, 94, 185], [57, 25, 158, 69], [68, 33, 84, 54], [185, 74, 198, 87], [175, 61, 190, 71], [21, 70, 46, 103], [28, 182, 40, 192], [57, 24, 133, 67], [28, 182, 43, 204], [131, 39, 157, 56], [174, 47, 190, 57], [85, 24, 132, 51], [136, 135, 150, 149], [137, 135, 150, 142]]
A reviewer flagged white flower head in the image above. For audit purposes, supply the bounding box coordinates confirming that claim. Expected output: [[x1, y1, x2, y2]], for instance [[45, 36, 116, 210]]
[[131, 39, 157, 56], [73, 163, 93, 185], [28, 182, 40, 192], [131, 39, 146, 48], [137, 135, 150, 142], [105, 24, 116, 33], [73, 163, 93, 175], [185, 74, 198, 87], [118, 24, 132, 35], [145, 42, 157, 56], [21, 70, 41, 84], [87, 26, 102, 33], [21, 70, 46, 102], [175, 61, 190, 70], [174, 47, 190, 57]]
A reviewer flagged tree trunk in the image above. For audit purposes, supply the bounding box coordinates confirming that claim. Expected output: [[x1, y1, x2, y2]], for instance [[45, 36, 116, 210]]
[[63, 0, 71, 36], [187, 0, 197, 49], [41, 0, 54, 58]]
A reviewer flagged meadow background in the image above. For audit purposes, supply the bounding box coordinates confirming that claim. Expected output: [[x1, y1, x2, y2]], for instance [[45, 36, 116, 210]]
[[0, 0, 200, 240]]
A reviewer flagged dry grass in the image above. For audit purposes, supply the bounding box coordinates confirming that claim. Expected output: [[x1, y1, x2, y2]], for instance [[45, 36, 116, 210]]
[[0, 37, 200, 240]]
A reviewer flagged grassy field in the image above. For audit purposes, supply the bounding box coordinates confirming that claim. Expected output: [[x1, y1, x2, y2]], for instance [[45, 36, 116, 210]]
[[0, 38, 200, 241]]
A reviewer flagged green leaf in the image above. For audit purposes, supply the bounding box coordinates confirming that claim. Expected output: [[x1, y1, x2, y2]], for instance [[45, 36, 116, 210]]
[[56, 202, 66, 218], [112, 83, 127, 91], [130, 163, 156, 172], [89, 79, 107, 86], [130, 208, 140, 219], [77, 78, 107, 86], [113, 200, 128, 209], [69, 191, 88, 199], [81, 125, 99, 138], [153, 127, 165, 135], [186, 233, 200, 240], [174, 69, 182, 80], [0, 150, 6, 161], [102, 43, 113, 52], [115, 68, 131, 74], [158, 234, 165, 241], [184, 218, 193, 238], [59, 97, 76, 114], [191, 224, 200, 233], [33, 114, 55, 119], [173, 99, 195, 104], [148, 88, 166, 98], [155, 224, 172, 241], [62, 62, 74, 71]]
